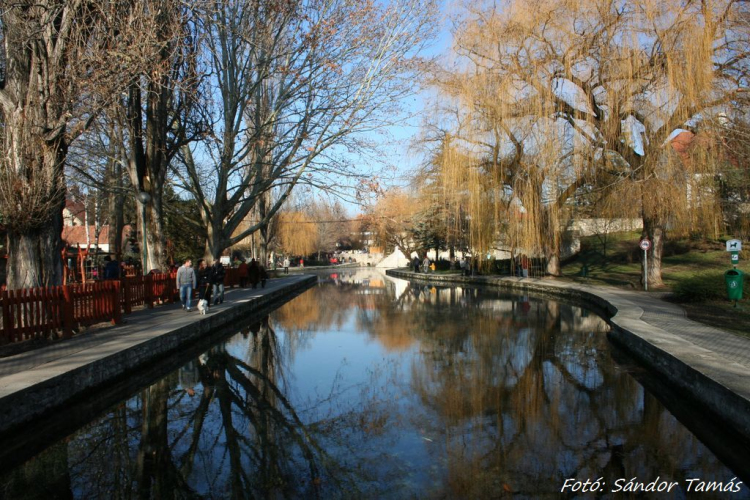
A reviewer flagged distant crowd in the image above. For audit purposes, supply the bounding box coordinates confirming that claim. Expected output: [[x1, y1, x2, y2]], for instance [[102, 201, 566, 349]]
[[411, 255, 478, 276]]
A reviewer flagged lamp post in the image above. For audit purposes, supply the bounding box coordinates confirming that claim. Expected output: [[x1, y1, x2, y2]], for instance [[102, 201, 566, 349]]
[[137, 191, 151, 275]]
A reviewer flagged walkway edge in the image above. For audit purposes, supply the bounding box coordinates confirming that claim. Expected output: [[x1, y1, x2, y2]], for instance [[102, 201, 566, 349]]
[[0, 275, 317, 435], [386, 269, 750, 439]]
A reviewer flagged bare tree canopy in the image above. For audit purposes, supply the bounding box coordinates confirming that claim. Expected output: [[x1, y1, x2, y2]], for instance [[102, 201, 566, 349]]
[[176, 0, 438, 260], [0, 0, 168, 288]]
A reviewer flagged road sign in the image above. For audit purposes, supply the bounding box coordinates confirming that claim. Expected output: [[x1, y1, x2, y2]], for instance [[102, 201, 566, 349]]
[[726, 239, 742, 252], [640, 239, 651, 291]]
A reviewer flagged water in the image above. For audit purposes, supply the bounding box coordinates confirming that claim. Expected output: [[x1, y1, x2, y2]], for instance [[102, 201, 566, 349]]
[[1, 269, 748, 499]]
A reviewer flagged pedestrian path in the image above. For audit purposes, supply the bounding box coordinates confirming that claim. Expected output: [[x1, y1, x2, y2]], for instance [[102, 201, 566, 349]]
[[624, 290, 749, 368], [0, 275, 315, 433]]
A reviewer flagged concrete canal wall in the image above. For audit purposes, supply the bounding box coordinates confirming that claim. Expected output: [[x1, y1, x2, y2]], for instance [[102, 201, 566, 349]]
[[386, 269, 750, 441], [0, 275, 317, 436]]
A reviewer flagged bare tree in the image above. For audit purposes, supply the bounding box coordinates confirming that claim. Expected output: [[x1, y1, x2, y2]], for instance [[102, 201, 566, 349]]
[[0, 1, 183, 288], [117, 1, 204, 274], [67, 119, 132, 258], [306, 198, 349, 259], [176, 0, 438, 262]]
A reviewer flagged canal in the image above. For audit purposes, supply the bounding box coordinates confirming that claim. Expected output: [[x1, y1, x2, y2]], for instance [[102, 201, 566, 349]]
[[0, 269, 747, 498]]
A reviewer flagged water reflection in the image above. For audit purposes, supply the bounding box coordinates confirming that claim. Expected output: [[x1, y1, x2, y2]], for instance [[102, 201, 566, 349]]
[[1, 269, 747, 499]]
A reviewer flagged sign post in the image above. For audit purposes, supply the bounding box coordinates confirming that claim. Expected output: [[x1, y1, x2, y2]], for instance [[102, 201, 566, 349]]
[[640, 239, 652, 291], [726, 239, 742, 268]]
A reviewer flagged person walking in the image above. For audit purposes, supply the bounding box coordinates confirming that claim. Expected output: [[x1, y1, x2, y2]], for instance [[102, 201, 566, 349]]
[[197, 259, 213, 309], [259, 264, 268, 288], [103, 256, 121, 280], [176, 258, 196, 311], [283, 257, 290, 274], [248, 258, 260, 288], [422, 256, 430, 273], [210, 260, 226, 305], [412, 255, 420, 273], [237, 259, 248, 288]]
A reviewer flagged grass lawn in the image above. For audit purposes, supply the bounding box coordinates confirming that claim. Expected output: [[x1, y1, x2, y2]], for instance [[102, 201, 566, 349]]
[[559, 232, 750, 339]]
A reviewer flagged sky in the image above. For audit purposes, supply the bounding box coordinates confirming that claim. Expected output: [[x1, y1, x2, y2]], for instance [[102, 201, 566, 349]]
[[338, 2, 456, 216]]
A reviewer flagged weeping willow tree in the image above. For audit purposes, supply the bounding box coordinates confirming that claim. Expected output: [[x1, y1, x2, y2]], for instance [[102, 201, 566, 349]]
[[276, 211, 318, 258], [430, 0, 749, 282]]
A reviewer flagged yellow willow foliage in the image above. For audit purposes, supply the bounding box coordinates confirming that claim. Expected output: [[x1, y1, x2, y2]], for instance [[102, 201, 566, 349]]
[[273, 289, 322, 332], [367, 189, 421, 252], [430, 0, 745, 257], [277, 211, 317, 256]]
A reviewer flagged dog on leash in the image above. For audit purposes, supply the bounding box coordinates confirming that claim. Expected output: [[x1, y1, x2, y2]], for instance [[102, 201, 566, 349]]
[[197, 299, 209, 315]]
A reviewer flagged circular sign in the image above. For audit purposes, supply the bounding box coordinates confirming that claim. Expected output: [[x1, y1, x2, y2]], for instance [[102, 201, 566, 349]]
[[639, 239, 651, 251]]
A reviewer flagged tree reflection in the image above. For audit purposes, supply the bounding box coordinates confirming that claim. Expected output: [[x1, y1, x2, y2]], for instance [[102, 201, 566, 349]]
[[398, 287, 734, 497], [3, 317, 363, 499], [269, 273, 744, 496], [2, 271, 745, 498]]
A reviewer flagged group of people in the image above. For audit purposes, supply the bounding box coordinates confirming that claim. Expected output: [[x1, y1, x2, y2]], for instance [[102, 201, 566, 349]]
[[175, 259, 226, 312], [175, 257, 269, 312], [411, 255, 436, 273], [411, 255, 477, 276]]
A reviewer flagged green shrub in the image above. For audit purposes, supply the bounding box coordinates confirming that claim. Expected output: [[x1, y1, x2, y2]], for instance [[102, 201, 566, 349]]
[[672, 271, 748, 302]]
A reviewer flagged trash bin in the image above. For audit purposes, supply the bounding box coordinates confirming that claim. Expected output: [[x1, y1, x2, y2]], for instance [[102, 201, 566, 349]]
[[724, 269, 744, 300]]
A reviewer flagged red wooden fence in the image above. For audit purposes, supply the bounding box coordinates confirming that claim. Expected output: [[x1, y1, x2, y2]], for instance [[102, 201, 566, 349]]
[[1, 281, 122, 343], [1, 268, 242, 345]]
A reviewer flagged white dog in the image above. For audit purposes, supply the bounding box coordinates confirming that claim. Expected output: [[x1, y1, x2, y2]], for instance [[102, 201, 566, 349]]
[[197, 299, 209, 315]]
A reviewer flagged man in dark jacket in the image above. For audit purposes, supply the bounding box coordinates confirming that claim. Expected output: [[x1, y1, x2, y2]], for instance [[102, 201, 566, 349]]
[[197, 259, 212, 308], [103, 256, 121, 280], [210, 260, 226, 305], [248, 258, 260, 289]]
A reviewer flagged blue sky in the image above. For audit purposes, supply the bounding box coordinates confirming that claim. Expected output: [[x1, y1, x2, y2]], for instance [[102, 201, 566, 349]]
[[342, 4, 454, 215]]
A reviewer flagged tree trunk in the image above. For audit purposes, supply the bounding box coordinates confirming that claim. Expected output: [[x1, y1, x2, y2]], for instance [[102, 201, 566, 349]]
[[259, 223, 270, 267], [7, 212, 64, 290], [545, 249, 561, 277], [642, 215, 665, 287], [544, 207, 562, 277], [108, 155, 126, 257], [1, 123, 67, 289], [136, 188, 167, 273], [205, 215, 228, 263]]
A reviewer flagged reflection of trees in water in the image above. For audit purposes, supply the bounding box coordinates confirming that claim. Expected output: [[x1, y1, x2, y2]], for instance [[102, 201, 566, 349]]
[[3, 317, 361, 499], [3, 279, 742, 498], [402, 293, 732, 498], [273, 276, 421, 352], [273, 283, 357, 333]]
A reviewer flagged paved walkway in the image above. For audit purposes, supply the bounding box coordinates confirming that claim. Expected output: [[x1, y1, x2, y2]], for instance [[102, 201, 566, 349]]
[[621, 290, 750, 368], [0, 275, 312, 408]]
